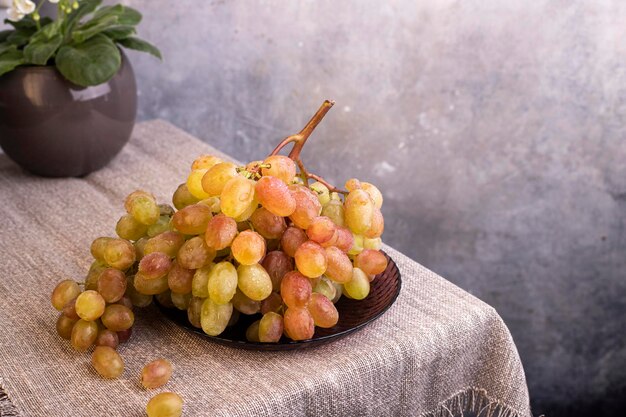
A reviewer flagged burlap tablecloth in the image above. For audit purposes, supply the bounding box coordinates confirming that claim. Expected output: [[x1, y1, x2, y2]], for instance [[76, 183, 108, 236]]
[[0, 120, 532, 417]]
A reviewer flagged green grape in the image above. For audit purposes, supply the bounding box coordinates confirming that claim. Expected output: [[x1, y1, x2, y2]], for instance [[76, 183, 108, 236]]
[[167, 261, 194, 294], [306, 216, 336, 244], [125, 276, 153, 307], [85, 261, 107, 290], [101, 304, 134, 331], [283, 307, 314, 341], [280, 226, 308, 258], [95, 329, 119, 349], [220, 175, 256, 218], [321, 199, 345, 227], [171, 292, 192, 310], [344, 189, 374, 234], [139, 252, 173, 280], [103, 238, 136, 270], [364, 207, 384, 239], [192, 154, 223, 170], [191, 265, 212, 298], [71, 319, 98, 351], [294, 240, 327, 278], [288, 185, 322, 229], [261, 155, 296, 184], [255, 175, 296, 216], [62, 297, 79, 320], [92, 346, 124, 379], [260, 250, 293, 291], [363, 237, 382, 250], [347, 233, 364, 256], [125, 190, 160, 225], [172, 203, 212, 235], [324, 246, 353, 283], [117, 327, 133, 343], [116, 214, 148, 241], [146, 392, 183, 417], [198, 196, 222, 213], [159, 204, 176, 216], [144, 231, 185, 258], [361, 182, 383, 209], [307, 293, 339, 328], [237, 264, 273, 301], [207, 261, 238, 305], [172, 183, 199, 210], [200, 298, 233, 336], [51, 279, 81, 310], [245, 320, 261, 342], [231, 230, 266, 265], [280, 271, 312, 308], [134, 273, 169, 295], [177, 236, 215, 269], [201, 162, 238, 196], [186, 168, 211, 200], [260, 292, 283, 314], [309, 181, 331, 206], [344, 267, 370, 300], [355, 249, 388, 275], [90, 237, 112, 262], [249, 207, 287, 240], [56, 314, 78, 340], [75, 290, 105, 321], [233, 199, 258, 222], [331, 281, 343, 303], [134, 237, 149, 261], [147, 215, 173, 237], [313, 276, 337, 301], [97, 268, 127, 303], [141, 359, 173, 389], [231, 288, 261, 315], [204, 214, 237, 250], [259, 312, 284, 343], [187, 296, 204, 328]]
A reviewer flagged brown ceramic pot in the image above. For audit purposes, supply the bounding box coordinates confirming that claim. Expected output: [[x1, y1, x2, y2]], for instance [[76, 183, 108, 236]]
[[0, 51, 137, 177]]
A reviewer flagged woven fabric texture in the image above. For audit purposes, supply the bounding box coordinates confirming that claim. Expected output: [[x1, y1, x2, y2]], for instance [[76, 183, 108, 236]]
[[0, 120, 532, 417]]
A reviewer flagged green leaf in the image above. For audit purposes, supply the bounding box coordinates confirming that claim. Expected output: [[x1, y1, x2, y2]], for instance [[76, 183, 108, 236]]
[[0, 49, 25, 77], [0, 30, 13, 43], [6, 28, 36, 47], [73, 15, 119, 43], [65, 0, 103, 33], [117, 36, 161, 60], [102, 25, 136, 40], [24, 22, 63, 65], [56, 34, 121, 87], [0, 43, 17, 56], [93, 5, 142, 26], [4, 16, 37, 31]]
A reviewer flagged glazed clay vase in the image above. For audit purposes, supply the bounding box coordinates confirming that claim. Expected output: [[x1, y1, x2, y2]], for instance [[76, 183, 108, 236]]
[[0, 51, 137, 177]]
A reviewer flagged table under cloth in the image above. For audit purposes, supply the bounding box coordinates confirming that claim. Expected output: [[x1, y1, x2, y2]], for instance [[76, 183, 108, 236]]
[[0, 120, 532, 417]]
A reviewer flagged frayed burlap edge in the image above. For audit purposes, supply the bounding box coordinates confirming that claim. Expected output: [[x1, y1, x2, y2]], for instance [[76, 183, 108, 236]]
[[0, 378, 20, 417], [420, 387, 531, 417]]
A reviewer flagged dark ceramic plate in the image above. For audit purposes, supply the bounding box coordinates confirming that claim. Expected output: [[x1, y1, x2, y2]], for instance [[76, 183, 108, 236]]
[[155, 251, 401, 351]]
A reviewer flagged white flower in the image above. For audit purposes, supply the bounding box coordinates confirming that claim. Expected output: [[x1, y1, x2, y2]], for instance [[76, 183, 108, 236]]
[[48, 0, 60, 3], [6, 6, 24, 22], [13, 0, 35, 14]]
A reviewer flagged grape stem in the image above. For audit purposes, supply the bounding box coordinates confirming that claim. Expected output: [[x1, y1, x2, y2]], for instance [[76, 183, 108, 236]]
[[269, 100, 348, 195]]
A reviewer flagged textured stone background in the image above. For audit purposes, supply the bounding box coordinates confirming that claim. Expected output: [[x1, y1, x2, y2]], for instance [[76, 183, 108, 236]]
[[4, 1, 626, 416]]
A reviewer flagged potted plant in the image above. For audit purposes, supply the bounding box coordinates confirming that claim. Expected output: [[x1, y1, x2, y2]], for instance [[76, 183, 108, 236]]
[[0, 0, 160, 177]]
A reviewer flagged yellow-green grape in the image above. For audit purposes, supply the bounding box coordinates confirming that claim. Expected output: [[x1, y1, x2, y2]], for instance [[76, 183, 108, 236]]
[[198, 196, 222, 213], [250, 207, 287, 240], [144, 231, 185, 258], [306, 216, 336, 244], [331, 281, 343, 303], [186, 169, 211, 199], [75, 290, 105, 321], [283, 307, 314, 341], [231, 230, 266, 265], [348, 233, 364, 256], [191, 154, 222, 170], [147, 215, 173, 237], [344, 267, 370, 300], [291, 176, 305, 185], [231, 288, 261, 315], [345, 178, 361, 191], [288, 185, 322, 229], [125, 190, 160, 225], [90, 237, 112, 262], [364, 207, 384, 239], [363, 237, 382, 250], [171, 292, 192, 310], [344, 189, 374, 235], [95, 329, 119, 349], [245, 320, 261, 342], [309, 182, 331, 206], [201, 162, 238, 196], [101, 304, 134, 331], [324, 246, 353, 283], [56, 314, 78, 340], [134, 273, 169, 295], [237, 264, 273, 301], [97, 268, 127, 303], [200, 298, 233, 336], [361, 182, 383, 209], [260, 292, 283, 315], [85, 261, 107, 290], [233, 199, 258, 222], [187, 296, 204, 328], [313, 277, 337, 301], [220, 176, 256, 218], [141, 359, 173, 389], [280, 271, 312, 308], [125, 276, 153, 307], [204, 214, 237, 250], [116, 214, 148, 241], [134, 237, 149, 261], [103, 238, 136, 270], [261, 155, 296, 184], [333, 227, 354, 253], [294, 240, 328, 278], [177, 236, 215, 269], [70, 319, 99, 351], [155, 290, 175, 308], [254, 175, 296, 216], [172, 183, 199, 210], [191, 265, 212, 298], [92, 346, 124, 379], [261, 250, 293, 291], [307, 293, 339, 328], [172, 203, 212, 235], [139, 252, 173, 280], [159, 204, 175, 216], [146, 392, 183, 417], [208, 261, 238, 305], [280, 226, 308, 258], [355, 249, 388, 275], [259, 312, 284, 343], [167, 261, 194, 294], [321, 198, 345, 227], [51, 279, 81, 310]]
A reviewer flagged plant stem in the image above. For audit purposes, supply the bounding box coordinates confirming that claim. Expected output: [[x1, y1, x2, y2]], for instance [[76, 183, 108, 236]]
[[307, 172, 348, 195]]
